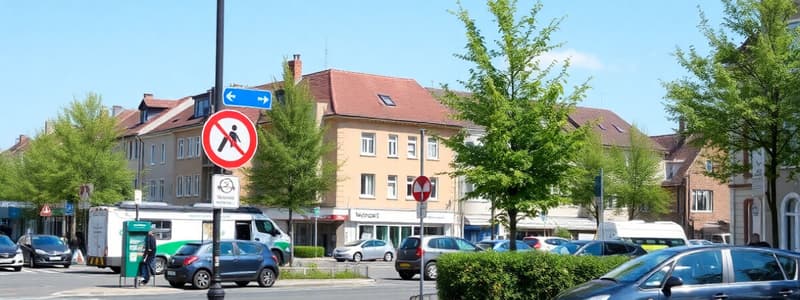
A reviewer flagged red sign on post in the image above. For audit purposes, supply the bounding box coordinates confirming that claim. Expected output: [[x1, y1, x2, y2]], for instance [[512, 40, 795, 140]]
[[412, 176, 432, 202], [201, 110, 258, 170], [40, 204, 52, 217]]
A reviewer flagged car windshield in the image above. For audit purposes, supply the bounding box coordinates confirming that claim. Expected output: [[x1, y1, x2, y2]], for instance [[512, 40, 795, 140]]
[[476, 242, 496, 250], [344, 240, 365, 247], [551, 242, 585, 255], [175, 244, 202, 256], [31, 235, 63, 247], [625, 238, 686, 252], [0, 236, 14, 247], [399, 238, 420, 249], [602, 249, 677, 283]]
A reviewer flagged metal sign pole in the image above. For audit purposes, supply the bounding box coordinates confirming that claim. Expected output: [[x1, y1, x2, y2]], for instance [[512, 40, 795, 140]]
[[419, 129, 425, 299], [208, 0, 225, 299]]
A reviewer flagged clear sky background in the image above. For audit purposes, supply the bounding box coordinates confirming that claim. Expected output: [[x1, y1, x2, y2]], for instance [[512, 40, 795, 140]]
[[0, 1, 727, 150]]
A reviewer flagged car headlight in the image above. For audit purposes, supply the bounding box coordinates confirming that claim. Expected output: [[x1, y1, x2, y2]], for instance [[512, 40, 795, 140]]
[[16, 248, 22, 254], [585, 295, 610, 300], [64, 249, 71, 255], [35, 249, 48, 255]]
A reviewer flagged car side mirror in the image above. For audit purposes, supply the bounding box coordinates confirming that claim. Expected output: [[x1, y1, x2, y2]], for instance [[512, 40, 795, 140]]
[[270, 229, 280, 236], [662, 276, 683, 297]]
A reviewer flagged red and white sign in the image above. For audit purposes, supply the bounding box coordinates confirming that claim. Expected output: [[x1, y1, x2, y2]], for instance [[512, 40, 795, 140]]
[[202, 110, 258, 170], [412, 176, 432, 202], [40, 204, 52, 217]]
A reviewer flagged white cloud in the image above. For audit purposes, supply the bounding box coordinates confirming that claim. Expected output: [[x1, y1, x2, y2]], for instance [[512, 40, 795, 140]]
[[536, 49, 604, 71]]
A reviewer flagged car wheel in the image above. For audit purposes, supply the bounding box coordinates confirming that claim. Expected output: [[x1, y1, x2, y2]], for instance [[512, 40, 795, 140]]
[[336, 259, 345, 262], [271, 249, 285, 266], [235, 281, 249, 287], [13, 266, 21, 272], [154, 257, 167, 274], [192, 269, 211, 289], [424, 262, 437, 280], [353, 252, 362, 263], [257, 268, 276, 287], [168, 281, 184, 288], [63, 264, 70, 268], [399, 271, 415, 280], [383, 252, 393, 262], [110, 266, 121, 274]]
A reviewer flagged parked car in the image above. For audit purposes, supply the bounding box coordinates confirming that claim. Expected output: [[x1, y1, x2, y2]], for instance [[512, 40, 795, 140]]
[[711, 233, 731, 244], [164, 240, 279, 289], [556, 245, 800, 300], [17, 234, 71, 268], [522, 236, 569, 251], [689, 239, 714, 246], [551, 240, 646, 257], [333, 239, 395, 262], [0, 234, 23, 271], [395, 235, 481, 280], [476, 240, 532, 252]]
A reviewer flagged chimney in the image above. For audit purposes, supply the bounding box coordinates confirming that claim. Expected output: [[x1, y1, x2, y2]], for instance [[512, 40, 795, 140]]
[[16, 135, 28, 145], [112, 105, 124, 117], [143, 93, 153, 99], [288, 54, 302, 84], [44, 120, 55, 134]]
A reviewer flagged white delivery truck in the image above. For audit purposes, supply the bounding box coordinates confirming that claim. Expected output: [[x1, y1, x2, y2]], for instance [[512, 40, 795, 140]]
[[87, 202, 291, 274], [598, 220, 689, 252]]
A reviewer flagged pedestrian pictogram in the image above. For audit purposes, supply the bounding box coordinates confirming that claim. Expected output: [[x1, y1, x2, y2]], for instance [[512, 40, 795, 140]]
[[202, 109, 258, 170], [412, 176, 432, 202], [40, 204, 52, 217]]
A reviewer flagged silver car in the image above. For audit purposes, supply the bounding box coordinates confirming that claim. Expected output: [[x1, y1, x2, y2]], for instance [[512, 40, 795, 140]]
[[333, 239, 395, 262]]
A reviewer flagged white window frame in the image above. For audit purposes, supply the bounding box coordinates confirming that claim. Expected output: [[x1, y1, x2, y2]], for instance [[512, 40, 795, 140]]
[[158, 179, 165, 201], [427, 137, 439, 160], [407, 136, 417, 159], [186, 137, 194, 158], [406, 176, 415, 200], [194, 136, 201, 158], [360, 174, 375, 198], [388, 134, 398, 158], [361, 132, 376, 156], [150, 144, 156, 165], [779, 193, 800, 251], [176, 175, 183, 197], [149, 179, 157, 200], [387, 175, 397, 200], [160, 143, 166, 164], [194, 175, 200, 196], [177, 138, 185, 159], [430, 177, 438, 200], [691, 190, 713, 212]]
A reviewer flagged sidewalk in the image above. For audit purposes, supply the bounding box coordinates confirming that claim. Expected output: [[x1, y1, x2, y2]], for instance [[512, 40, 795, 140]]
[[52, 279, 376, 297]]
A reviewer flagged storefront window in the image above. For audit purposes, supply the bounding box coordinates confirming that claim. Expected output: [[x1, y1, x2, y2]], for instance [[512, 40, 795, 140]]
[[359, 225, 374, 239], [376, 226, 388, 242]]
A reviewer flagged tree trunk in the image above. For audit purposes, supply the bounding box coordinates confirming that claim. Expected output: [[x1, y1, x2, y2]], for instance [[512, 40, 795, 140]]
[[508, 209, 518, 251], [490, 203, 496, 240], [768, 175, 779, 247], [288, 209, 294, 267]]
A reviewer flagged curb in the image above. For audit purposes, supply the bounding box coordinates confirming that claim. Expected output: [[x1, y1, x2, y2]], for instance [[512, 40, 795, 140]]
[[50, 279, 376, 297]]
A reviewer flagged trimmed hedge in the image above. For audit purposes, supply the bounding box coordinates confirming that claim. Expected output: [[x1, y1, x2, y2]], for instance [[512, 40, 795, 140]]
[[437, 251, 629, 300], [294, 246, 325, 258]]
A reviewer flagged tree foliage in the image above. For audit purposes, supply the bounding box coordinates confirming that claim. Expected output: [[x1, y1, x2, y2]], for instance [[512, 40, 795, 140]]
[[567, 130, 612, 225], [607, 126, 671, 220], [663, 0, 800, 245], [245, 60, 337, 263], [10, 94, 133, 206], [440, 0, 588, 250]]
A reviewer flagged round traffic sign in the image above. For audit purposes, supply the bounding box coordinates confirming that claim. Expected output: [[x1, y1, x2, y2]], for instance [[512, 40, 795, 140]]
[[202, 109, 258, 169], [412, 176, 432, 202]]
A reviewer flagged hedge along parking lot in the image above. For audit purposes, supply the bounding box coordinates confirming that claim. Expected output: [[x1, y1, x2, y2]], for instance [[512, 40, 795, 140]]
[[436, 251, 629, 300]]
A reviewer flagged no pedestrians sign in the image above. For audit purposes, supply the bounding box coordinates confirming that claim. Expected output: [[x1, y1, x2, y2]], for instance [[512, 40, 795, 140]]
[[202, 110, 258, 170]]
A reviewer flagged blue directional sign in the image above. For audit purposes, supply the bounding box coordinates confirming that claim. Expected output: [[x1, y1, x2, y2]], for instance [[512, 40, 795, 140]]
[[223, 87, 272, 110], [64, 202, 74, 216]]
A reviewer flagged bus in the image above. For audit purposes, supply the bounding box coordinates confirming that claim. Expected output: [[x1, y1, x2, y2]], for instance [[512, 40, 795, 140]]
[[87, 202, 291, 274]]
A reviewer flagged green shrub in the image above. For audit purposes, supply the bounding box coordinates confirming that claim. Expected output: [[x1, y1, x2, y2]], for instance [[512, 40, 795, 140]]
[[294, 246, 324, 258], [437, 251, 629, 300], [554, 227, 572, 239]]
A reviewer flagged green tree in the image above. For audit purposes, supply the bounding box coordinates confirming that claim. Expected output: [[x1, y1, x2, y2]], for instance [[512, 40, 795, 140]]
[[607, 126, 671, 220], [663, 0, 800, 245], [440, 0, 589, 250], [568, 130, 613, 227], [245, 61, 337, 264]]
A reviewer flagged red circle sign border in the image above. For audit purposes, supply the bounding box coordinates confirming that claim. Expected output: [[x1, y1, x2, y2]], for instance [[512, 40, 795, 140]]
[[412, 175, 431, 202], [202, 109, 258, 170]]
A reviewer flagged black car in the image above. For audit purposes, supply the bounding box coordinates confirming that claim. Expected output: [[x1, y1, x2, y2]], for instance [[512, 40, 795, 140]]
[[551, 240, 647, 257], [165, 240, 279, 289], [0, 234, 23, 271], [556, 245, 800, 300], [17, 234, 71, 268]]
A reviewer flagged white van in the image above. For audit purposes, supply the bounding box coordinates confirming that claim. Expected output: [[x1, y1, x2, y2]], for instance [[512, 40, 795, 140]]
[[87, 202, 291, 274], [598, 220, 689, 252]]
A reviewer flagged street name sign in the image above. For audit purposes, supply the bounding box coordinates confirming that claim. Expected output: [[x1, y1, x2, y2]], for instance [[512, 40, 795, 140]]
[[202, 109, 258, 170], [223, 87, 272, 110]]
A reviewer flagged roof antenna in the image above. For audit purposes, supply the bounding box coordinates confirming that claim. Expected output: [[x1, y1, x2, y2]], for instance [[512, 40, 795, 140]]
[[324, 37, 329, 69]]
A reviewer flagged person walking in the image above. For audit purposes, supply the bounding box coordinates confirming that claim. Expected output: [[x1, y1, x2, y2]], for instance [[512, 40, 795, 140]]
[[748, 233, 771, 247], [139, 228, 157, 286]]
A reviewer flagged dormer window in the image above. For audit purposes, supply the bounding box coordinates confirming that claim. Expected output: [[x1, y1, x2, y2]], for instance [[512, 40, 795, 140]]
[[378, 94, 395, 106], [612, 124, 625, 133], [194, 96, 211, 118], [139, 110, 149, 124], [598, 124, 607, 130]]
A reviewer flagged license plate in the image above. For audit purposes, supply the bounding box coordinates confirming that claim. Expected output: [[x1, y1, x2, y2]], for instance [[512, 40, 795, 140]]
[[399, 262, 411, 268], [49, 256, 62, 261], [167, 270, 175, 276]]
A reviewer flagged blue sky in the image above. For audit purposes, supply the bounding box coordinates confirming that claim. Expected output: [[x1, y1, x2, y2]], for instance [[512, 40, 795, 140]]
[[0, 1, 726, 150]]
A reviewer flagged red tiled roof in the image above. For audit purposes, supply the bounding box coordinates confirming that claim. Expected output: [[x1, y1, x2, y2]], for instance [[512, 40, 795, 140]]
[[655, 133, 701, 186], [569, 106, 666, 151], [141, 97, 178, 109], [151, 96, 262, 133], [4, 135, 30, 154], [115, 109, 144, 137]]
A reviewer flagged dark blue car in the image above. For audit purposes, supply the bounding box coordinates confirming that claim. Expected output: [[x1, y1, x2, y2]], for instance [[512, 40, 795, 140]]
[[556, 245, 800, 300], [164, 240, 279, 289]]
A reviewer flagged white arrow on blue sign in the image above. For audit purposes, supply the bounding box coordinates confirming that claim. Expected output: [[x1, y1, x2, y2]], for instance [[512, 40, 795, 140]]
[[223, 87, 273, 110]]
